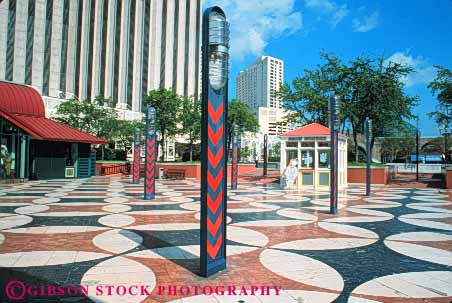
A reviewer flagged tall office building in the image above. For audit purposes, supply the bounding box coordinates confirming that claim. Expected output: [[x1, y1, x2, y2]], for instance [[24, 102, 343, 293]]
[[236, 55, 284, 115], [0, 0, 201, 120], [237, 56, 292, 155]]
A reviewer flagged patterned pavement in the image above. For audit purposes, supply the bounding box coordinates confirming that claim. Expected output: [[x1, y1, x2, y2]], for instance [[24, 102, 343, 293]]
[[0, 176, 451, 303]]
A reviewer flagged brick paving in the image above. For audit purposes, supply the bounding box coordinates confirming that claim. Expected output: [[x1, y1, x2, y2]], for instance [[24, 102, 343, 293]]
[[0, 176, 450, 303]]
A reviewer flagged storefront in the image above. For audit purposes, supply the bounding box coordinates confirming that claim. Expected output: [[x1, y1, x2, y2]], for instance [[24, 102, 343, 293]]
[[280, 123, 348, 189], [0, 81, 106, 181]]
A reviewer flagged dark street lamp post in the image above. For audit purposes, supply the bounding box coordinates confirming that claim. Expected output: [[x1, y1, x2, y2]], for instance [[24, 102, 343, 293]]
[[143, 106, 156, 200], [416, 127, 420, 180], [132, 128, 141, 184], [365, 118, 372, 196], [231, 123, 239, 190], [329, 95, 340, 215], [263, 134, 268, 176], [200, 6, 229, 278]]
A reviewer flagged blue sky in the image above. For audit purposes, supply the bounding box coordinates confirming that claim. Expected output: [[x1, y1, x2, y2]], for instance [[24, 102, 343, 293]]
[[203, 0, 452, 136]]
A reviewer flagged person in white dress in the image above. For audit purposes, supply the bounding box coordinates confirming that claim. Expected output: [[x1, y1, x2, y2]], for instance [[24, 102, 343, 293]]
[[283, 159, 298, 189]]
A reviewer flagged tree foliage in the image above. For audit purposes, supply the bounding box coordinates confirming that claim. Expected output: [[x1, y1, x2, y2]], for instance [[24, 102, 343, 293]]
[[278, 52, 418, 161], [178, 97, 201, 161], [143, 88, 182, 161], [428, 66, 452, 127], [113, 120, 146, 153], [54, 95, 117, 142], [54, 96, 150, 160], [429, 66, 452, 106], [227, 99, 259, 154], [277, 53, 347, 126], [421, 137, 446, 154], [379, 137, 416, 163]]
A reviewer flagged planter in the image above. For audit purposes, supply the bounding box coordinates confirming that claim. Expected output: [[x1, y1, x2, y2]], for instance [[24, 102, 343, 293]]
[[347, 166, 389, 184], [446, 168, 452, 189]]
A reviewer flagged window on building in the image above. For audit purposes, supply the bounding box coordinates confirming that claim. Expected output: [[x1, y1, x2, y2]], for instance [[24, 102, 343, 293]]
[[318, 150, 330, 168], [42, 0, 54, 96], [301, 150, 314, 168], [25, 0, 36, 85], [5, 0, 16, 81]]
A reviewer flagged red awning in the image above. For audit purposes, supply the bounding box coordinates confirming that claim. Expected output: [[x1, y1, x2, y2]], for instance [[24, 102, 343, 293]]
[[0, 111, 107, 144], [0, 81, 107, 144]]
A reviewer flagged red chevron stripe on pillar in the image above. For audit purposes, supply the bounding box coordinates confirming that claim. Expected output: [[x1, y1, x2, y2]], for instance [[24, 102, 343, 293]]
[[133, 146, 140, 184], [144, 135, 156, 200]]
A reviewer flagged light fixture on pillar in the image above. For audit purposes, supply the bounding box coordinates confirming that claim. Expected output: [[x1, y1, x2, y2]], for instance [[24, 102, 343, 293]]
[[207, 11, 229, 91], [144, 106, 156, 200], [200, 6, 229, 278]]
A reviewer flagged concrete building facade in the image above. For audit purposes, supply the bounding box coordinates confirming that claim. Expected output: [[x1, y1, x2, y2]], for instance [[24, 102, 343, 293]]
[[236, 55, 295, 159], [0, 0, 201, 120], [236, 55, 284, 115]]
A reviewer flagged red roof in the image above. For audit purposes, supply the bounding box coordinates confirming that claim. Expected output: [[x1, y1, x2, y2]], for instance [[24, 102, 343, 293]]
[[0, 81, 107, 144], [280, 122, 347, 138]]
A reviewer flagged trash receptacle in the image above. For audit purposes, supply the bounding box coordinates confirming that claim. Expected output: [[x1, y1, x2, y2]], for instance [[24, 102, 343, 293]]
[[159, 168, 165, 179]]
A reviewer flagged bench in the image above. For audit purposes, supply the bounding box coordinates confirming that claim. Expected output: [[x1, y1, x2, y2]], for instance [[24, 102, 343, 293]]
[[165, 169, 186, 180], [101, 163, 131, 176]]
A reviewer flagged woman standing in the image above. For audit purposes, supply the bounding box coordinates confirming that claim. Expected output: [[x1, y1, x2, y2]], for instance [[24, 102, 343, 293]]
[[283, 159, 298, 189]]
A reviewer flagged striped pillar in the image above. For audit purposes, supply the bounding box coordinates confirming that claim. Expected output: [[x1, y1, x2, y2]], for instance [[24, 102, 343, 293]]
[[132, 127, 141, 184], [263, 134, 268, 176], [143, 106, 156, 200], [329, 95, 340, 214], [200, 6, 229, 278], [231, 124, 239, 190]]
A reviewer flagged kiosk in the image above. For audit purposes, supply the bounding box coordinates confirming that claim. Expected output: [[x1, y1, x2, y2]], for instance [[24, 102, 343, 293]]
[[280, 123, 348, 189]]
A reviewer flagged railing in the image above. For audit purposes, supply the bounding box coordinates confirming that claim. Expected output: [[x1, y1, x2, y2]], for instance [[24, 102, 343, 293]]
[[0, 178, 26, 184], [101, 163, 131, 176], [386, 163, 444, 174]]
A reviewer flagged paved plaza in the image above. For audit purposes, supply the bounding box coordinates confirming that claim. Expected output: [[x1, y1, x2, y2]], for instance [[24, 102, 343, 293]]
[[0, 177, 451, 302]]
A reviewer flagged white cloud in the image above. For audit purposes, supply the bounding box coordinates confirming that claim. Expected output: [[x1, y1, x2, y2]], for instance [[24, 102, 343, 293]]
[[304, 0, 349, 28], [352, 11, 379, 32], [203, 0, 302, 61], [385, 52, 436, 87]]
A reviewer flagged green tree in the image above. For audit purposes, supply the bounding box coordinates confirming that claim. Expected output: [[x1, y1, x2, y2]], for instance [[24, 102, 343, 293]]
[[278, 53, 418, 162], [113, 120, 146, 154], [429, 66, 452, 106], [143, 88, 182, 161], [272, 142, 281, 157], [238, 145, 251, 162], [179, 97, 201, 161], [54, 96, 118, 159], [227, 99, 259, 155], [54, 96, 117, 138], [277, 53, 347, 126], [345, 57, 418, 160], [421, 137, 445, 154], [428, 66, 452, 129], [379, 137, 415, 162]]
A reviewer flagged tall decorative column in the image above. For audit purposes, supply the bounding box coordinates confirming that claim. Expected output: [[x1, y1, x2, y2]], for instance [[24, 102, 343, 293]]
[[263, 134, 268, 176], [231, 124, 239, 190], [329, 95, 340, 214], [132, 127, 141, 184], [365, 117, 372, 196], [200, 6, 229, 277], [144, 106, 156, 200]]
